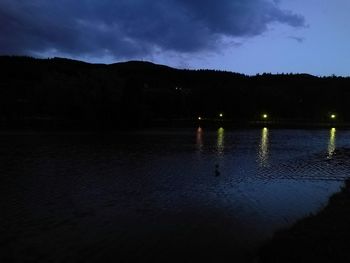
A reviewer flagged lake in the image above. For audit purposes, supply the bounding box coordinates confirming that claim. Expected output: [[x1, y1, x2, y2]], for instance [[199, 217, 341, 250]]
[[1, 128, 350, 262]]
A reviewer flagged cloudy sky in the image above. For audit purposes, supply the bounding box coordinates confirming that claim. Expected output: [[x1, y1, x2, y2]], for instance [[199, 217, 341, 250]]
[[0, 0, 349, 76]]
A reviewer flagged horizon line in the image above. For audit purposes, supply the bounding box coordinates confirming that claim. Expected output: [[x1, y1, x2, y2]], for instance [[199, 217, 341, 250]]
[[1, 55, 349, 78]]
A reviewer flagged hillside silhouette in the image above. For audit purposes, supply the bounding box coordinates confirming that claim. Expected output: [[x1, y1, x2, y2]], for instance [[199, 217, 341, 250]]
[[1, 56, 350, 129]]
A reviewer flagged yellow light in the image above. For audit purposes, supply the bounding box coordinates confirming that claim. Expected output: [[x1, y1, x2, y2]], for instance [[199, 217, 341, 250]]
[[263, 114, 268, 119], [331, 114, 336, 119], [219, 113, 223, 117]]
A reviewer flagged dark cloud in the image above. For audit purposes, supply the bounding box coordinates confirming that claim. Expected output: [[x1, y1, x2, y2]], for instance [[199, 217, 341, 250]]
[[0, 0, 305, 59], [288, 36, 305, 43]]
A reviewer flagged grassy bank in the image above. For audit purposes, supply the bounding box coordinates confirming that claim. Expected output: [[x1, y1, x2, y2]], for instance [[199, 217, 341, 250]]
[[258, 179, 350, 262]]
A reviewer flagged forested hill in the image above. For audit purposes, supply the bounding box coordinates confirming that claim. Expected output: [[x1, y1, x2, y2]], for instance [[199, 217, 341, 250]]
[[1, 56, 350, 129]]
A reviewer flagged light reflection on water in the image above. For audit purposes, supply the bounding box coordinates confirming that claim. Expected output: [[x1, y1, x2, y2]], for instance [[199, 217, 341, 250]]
[[1, 128, 349, 262], [196, 126, 203, 154], [258, 127, 269, 167], [217, 127, 225, 156], [328, 128, 336, 159]]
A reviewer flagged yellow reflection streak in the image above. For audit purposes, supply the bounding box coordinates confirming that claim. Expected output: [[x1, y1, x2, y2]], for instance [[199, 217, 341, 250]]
[[217, 127, 225, 155], [328, 128, 336, 159], [258, 127, 269, 167], [196, 127, 203, 153]]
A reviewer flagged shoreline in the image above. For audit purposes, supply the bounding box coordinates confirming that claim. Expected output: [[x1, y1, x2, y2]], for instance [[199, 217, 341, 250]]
[[258, 179, 350, 262], [0, 119, 348, 132]]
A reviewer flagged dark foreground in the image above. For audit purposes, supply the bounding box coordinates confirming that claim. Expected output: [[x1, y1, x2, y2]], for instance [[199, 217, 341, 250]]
[[1, 130, 349, 263], [259, 179, 350, 263]]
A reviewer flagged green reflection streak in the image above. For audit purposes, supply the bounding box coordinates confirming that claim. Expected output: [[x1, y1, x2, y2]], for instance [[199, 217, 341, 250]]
[[328, 128, 336, 159], [217, 127, 224, 155], [258, 127, 269, 167]]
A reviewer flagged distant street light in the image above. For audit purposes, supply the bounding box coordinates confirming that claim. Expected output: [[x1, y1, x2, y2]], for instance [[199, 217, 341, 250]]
[[262, 114, 268, 119], [331, 114, 336, 119], [198, 117, 202, 120], [219, 113, 223, 118]]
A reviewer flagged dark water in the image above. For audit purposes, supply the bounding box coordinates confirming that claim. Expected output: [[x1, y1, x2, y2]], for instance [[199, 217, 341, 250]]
[[1, 128, 350, 262]]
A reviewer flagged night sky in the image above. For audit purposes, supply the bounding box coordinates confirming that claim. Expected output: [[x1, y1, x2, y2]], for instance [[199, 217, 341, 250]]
[[1, 0, 349, 76]]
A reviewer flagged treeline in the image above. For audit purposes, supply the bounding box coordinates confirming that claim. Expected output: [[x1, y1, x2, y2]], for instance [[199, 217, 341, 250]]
[[1, 56, 350, 129]]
